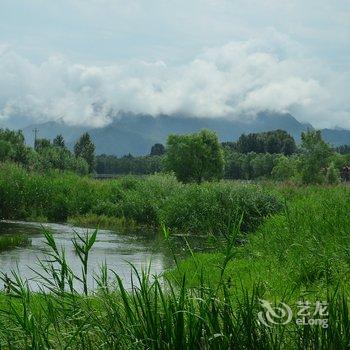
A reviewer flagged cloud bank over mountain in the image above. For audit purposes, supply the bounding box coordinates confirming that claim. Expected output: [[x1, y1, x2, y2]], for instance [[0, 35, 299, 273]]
[[0, 0, 349, 129], [0, 33, 348, 129]]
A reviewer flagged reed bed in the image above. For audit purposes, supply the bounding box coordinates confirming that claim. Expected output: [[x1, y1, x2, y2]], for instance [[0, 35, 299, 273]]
[[0, 230, 348, 349], [0, 234, 31, 251]]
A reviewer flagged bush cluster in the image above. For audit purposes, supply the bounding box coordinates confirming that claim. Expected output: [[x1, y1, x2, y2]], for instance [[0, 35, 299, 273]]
[[0, 163, 282, 234]]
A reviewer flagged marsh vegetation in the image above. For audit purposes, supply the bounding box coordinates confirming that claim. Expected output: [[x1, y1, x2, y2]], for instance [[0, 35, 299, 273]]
[[1, 129, 350, 348]]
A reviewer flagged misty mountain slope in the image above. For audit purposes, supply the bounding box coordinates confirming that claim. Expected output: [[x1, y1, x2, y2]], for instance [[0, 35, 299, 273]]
[[16, 111, 350, 156], [321, 129, 350, 147], [100, 110, 311, 143], [85, 111, 311, 155], [88, 126, 156, 156]]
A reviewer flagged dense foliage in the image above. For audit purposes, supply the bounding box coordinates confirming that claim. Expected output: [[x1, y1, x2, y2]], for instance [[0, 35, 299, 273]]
[[165, 129, 224, 183], [175, 185, 350, 296], [2, 127, 350, 185], [299, 130, 333, 184], [229, 129, 297, 155], [1, 128, 350, 348], [0, 129, 33, 165], [223, 130, 350, 184], [0, 164, 282, 234], [2, 112, 350, 349], [96, 154, 164, 175], [1, 186, 350, 348], [0, 128, 90, 174], [93, 129, 350, 186], [74, 132, 96, 172], [150, 143, 166, 156]]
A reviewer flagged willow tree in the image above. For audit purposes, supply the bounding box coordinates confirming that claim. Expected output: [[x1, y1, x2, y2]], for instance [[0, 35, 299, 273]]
[[165, 129, 224, 183]]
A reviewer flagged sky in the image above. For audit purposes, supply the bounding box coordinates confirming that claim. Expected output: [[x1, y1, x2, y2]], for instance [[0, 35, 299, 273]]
[[0, 0, 349, 128]]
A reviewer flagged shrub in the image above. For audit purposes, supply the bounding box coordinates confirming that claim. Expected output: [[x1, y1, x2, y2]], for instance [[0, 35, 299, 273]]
[[271, 155, 299, 181], [299, 130, 333, 184], [325, 162, 341, 185], [160, 182, 283, 234], [0, 163, 108, 221], [0, 165, 282, 235], [116, 174, 180, 225]]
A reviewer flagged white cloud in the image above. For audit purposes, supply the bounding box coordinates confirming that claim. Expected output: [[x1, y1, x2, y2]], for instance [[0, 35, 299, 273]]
[[237, 78, 323, 112], [0, 33, 349, 128]]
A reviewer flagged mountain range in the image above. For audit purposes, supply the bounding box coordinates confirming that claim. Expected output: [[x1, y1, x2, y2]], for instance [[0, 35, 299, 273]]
[[8, 111, 350, 156]]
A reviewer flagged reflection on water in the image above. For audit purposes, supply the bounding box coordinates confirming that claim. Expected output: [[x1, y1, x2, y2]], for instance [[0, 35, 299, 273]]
[[0, 221, 215, 291]]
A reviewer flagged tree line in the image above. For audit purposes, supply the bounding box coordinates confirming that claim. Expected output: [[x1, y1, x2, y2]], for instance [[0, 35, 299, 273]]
[[0, 129, 95, 175], [165, 129, 349, 184], [1, 126, 350, 184], [96, 128, 350, 185], [223, 129, 296, 155]]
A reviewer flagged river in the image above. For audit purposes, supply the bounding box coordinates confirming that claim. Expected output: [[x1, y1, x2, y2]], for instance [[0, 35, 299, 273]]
[[0, 220, 212, 292]]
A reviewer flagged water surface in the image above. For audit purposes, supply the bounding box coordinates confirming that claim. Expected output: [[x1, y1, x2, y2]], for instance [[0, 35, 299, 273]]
[[0, 220, 213, 291]]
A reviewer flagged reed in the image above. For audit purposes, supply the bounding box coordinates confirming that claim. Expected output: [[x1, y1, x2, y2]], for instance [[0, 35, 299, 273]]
[[0, 163, 282, 235], [0, 229, 348, 349], [0, 234, 31, 251]]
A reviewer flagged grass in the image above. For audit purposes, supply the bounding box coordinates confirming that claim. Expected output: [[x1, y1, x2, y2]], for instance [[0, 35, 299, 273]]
[[67, 214, 139, 232], [0, 229, 349, 349], [171, 185, 350, 299], [0, 163, 282, 235], [0, 234, 31, 251], [1, 164, 350, 347]]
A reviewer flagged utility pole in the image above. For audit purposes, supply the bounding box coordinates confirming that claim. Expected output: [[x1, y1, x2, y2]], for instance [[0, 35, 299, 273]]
[[33, 128, 39, 149]]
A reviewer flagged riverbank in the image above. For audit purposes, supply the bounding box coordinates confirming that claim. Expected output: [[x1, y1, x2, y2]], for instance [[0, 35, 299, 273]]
[[171, 185, 350, 297], [1, 196, 350, 349], [1, 163, 350, 347], [0, 162, 282, 235]]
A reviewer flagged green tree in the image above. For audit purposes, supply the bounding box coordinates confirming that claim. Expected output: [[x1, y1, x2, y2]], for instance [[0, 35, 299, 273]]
[[236, 133, 264, 153], [271, 155, 298, 181], [53, 134, 66, 148], [150, 143, 165, 156], [299, 130, 333, 184], [0, 128, 31, 164], [224, 151, 243, 179], [74, 133, 95, 172], [0, 140, 14, 162], [282, 137, 297, 156], [325, 162, 340, 185], [236, 130, 296, 155], [250, 153, 276, 179], [35, 138, 51, 151], [165, 129, 224, 183]]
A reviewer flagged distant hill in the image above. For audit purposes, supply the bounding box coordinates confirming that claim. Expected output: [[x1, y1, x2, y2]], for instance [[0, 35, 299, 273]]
[[321, 129, 350, 147], [16, 111, 350, 156]]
